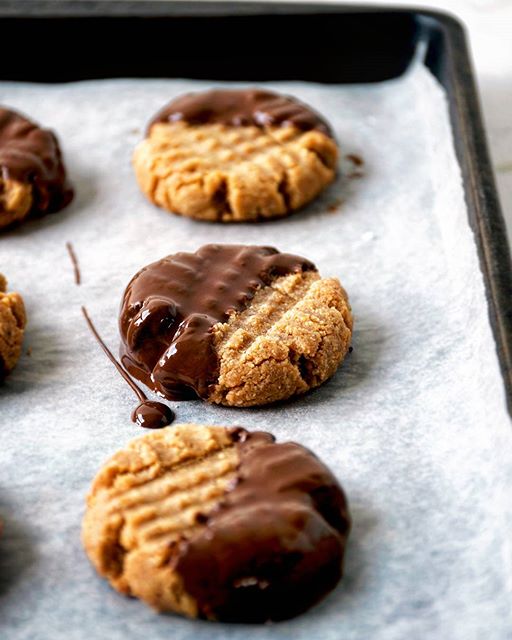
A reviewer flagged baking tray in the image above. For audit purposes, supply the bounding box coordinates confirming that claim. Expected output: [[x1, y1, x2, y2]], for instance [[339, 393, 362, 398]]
[[1, 0, 511, 413], [1, 1, 512, 636]]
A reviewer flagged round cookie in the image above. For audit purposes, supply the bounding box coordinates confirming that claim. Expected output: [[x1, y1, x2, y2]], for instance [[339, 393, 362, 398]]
[[133, 89, 338, 222], [0, 274, 26, 379], [119, 244, 353, 407], [0, 107, 73, 230], [82, 423, 350, 621]]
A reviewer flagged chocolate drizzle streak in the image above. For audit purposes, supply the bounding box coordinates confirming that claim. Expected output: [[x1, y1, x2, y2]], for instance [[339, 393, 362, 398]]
[[149, 89, 333, 138], [66, 242, 81, 285], [119, 244, 315, 401], [81, 306, 174, 429], [174, 427, 350, 622], [0, 107, 73, 217]]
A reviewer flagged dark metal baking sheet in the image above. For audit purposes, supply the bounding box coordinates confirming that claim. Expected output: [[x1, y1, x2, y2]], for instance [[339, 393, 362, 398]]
[[1, 0, 510, 411]]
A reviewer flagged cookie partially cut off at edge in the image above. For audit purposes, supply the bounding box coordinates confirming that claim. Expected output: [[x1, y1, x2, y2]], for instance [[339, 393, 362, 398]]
[[0, 107, 73, 230], [132, 89, 339, 222], [81, 423, 350, 622], [0, 274, 26, 379], [119, 244, 353, 407]]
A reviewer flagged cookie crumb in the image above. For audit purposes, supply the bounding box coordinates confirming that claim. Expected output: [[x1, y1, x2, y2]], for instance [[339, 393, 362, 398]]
[[345, 153, 364, 166], [345, 153, 365, 179], [327, 198, 342, 212]]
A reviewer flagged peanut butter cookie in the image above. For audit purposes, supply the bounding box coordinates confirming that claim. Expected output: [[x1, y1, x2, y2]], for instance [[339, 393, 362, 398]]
[[132, 89, 338, 222], [0, 107, 73, 230], [119, 244, 353, 407], [82, 423, 350, 621], [0, 274, 26, 378]]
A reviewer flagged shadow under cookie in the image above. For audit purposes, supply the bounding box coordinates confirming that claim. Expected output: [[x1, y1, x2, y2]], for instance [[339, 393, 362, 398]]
[[0, 492, 38, 605], [0, 314, 66, 398]]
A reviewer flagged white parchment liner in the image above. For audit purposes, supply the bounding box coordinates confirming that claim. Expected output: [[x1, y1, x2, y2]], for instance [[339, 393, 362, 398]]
[[1, 63, 511, 640]]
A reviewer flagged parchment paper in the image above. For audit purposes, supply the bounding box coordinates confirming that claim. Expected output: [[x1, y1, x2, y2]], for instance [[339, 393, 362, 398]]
[[1, 61, 511, 640]]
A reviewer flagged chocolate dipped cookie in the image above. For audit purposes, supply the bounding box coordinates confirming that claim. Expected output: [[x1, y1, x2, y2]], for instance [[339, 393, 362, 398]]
[[82, 423, 350, 621], [133, 89, 338, 222], [0, 107, 73, 230], [119, 244, 353, 407]]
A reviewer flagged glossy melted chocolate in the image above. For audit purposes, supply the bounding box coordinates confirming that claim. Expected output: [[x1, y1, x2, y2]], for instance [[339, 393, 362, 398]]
[[0, 107, 73, 215], [131, 400, 175, 429], [149, 89, 333, 137], [174, 427, 350, 622], [119, 244, 315, 401], [66, 241, 81, 285], [81, 307, 174, 429]]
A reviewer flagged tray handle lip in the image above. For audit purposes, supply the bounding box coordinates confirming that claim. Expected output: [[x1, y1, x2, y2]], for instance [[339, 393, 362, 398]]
[[417, 8, 512, 413], [426, 10, 512, 413], [0, 1, 486, 20]]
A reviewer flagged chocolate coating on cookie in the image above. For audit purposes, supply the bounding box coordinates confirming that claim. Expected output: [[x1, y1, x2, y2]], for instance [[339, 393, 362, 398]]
[[82, 424, 350, 621], [175, 427, 350, 622], [119, 245, 315, 400], [0, 107, 72, 218], [149, 89, 333, 137]]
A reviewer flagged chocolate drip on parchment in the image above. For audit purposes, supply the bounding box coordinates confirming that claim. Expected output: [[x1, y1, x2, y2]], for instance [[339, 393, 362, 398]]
[[81, 306, 174, 429], [66, 242, 81, 285]]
